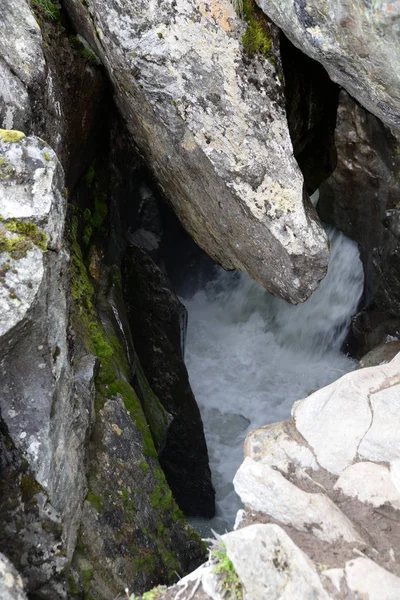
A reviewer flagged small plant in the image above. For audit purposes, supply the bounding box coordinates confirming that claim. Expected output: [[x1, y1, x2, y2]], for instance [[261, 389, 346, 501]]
[[212, 540, 243, 600], [30, 0, 61, 22], [232, 0, 272, 57], [126, 585, 167, 600]]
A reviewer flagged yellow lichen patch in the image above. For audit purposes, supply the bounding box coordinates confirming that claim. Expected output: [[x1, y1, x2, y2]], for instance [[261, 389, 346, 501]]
[[0, 129, 26, 143], [199, 0, 234, 32]]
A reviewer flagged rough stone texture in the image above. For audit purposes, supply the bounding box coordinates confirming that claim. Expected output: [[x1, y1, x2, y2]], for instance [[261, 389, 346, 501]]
[[0, 134, 95, 589], [0, 553, 27, 600], [358, 341, 400, 369], [123, 244, 215, 517], [256, 0, 400, 131], [0, 411, 67, 596], [74, 397, 206, 598], [230, 351, 400, 598], [0, 0, 45, 131], [63, 0, 329, 303], [319, 91, 400, 317]]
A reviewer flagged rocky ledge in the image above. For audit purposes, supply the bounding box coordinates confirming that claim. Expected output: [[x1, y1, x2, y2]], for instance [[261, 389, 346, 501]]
[[147, 351, 400, 599]]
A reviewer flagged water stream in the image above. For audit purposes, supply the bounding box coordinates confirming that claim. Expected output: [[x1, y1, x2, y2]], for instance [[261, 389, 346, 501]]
[[178, 227, 364, 536]]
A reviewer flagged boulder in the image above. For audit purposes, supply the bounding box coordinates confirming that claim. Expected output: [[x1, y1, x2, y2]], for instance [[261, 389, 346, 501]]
[[0, 132, 95, 578], [256, 0, 400, 131], [63, 0, 329, 303], [319, 91, 400, 317], [0, 553, 27, 600], [231, 352, 400, 597], [123, 244, 215, 517]]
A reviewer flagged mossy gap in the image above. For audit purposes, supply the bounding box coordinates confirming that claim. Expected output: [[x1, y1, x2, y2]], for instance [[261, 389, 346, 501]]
[[238, 0, 273, 57]]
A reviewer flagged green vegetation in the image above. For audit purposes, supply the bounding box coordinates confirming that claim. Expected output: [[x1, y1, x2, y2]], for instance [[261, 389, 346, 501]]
[[234, 0, 272, 57], [0, 217, 47, 259], [0, 157, 16, 180], [212, 540, 243, 599], [86, 490, 104, 513], [43, 152, 51, 162], [30, 0, 61, 22], [0, 129, 25, 143]]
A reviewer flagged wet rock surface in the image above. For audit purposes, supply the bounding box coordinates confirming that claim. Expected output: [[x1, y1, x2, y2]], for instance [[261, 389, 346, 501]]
[[257, 0, 400, 131], [63, 0, 329, 303], [123, 244, 215, 518], [319, 91, 400, 317]]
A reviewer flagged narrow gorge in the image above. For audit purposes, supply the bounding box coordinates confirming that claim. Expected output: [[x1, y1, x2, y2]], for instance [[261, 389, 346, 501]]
[[1, 1, 400, 599]]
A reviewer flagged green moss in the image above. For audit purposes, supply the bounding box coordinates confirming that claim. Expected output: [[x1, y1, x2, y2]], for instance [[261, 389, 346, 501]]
[[136, 360, 169, 450], [212, 540, 243, 600], [157, 32, 164, 39], [85, 161, 96, 188], [132, 553, 158, 575], [240, 0, 272, 57], [86, 490, 104, 513], [0, 129, 25, 143], [0, 218, 47, 259], [140, 460, 149, 474], [81, 567, 94, 595], [43, 152, 51, 162], [0, 157, 16, 180], [30, 0, 61, 22], [20, 474, 41, 504], [67, 574, 79, 596]]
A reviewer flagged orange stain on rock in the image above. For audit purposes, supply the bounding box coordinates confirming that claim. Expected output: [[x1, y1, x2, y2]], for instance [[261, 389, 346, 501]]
[[199, 0, 233, 32]]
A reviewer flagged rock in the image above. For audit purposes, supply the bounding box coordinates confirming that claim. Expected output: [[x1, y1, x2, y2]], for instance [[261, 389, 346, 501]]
[[0, 0, 45, 131], [0, 133, 95, 586], [280, 34, 339, 194], [223, 524, 329, 600], [0, 553, 27, 600], [256, 0, 400, 131], [334, 462, 400, 510], [74, 397, 206, 598], [63, 0, 329, 303], [318, 91, 400, 317], [234, 458, 362, 544], [123, 244, 215, 517], [359, 341, 400, 369], [230, 351, 400, 598]]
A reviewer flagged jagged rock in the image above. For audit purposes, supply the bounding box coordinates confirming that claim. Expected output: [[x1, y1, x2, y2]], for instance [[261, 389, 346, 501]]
[[359, 341, 400, 369], [0, 0, 45, 131], [231, 352, 400, 598], [74, 396, 206, 598], [256, 0, 400, 131], [318, 91, 400, 317], [123, 244, 215, 517], [0, 133, 95, 589], [63, 0, 329, 303], [0, 553, 27, 600]]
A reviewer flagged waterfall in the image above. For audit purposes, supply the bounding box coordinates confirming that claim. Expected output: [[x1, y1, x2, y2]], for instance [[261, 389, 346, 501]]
[[179, 227, 364, 536]]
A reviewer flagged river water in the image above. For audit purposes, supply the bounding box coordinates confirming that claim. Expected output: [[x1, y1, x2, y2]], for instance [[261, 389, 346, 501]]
[[179, 227, 364, 535]]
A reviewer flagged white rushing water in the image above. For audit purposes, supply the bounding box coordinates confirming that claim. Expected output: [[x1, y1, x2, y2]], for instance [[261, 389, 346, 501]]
[[180, 227, 364, 536]]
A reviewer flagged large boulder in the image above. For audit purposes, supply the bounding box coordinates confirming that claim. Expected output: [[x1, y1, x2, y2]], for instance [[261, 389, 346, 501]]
[[0, 132, 95, 584], [256, 0, 400, 132], [232, 351, 400, 598], [319, 91, 400, 317], [123, 244, 215, 517], [63, 0, 329, 303]]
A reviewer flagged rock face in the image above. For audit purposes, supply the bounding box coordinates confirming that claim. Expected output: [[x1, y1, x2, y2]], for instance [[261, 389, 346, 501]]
[[0, 132, 94, 593], [256, 0, 400, 131], [319, 91, 400, 317], [0, 553, 27, 600], [233, 351, 400, 598], [63, 0, 329, 303], [123, 244, 215, 517]]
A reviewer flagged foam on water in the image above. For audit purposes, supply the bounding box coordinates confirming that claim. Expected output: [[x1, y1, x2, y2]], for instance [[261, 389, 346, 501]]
[[180, 227, 364, 536]]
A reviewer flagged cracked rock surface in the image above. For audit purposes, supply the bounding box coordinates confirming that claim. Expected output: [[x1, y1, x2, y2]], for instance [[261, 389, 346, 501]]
[[149, 352, 400, 599]]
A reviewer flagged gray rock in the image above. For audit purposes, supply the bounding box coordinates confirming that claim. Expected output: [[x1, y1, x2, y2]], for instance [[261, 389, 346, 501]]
[[359, 341, 400, 369], [123, 244, 215, 517], [0, 0, 45, 131], [256, 0, 400, 131], [0, 553, 27, 600], [0, 133, 94, 575], [63, 0, 328, 303], [319, 91, 400, 317]]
